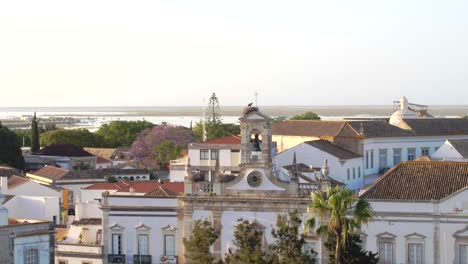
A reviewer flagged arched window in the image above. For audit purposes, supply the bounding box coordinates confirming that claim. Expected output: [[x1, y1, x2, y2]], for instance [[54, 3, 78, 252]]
[[136, 176, 140, 180], [130, 176, 135, 181]]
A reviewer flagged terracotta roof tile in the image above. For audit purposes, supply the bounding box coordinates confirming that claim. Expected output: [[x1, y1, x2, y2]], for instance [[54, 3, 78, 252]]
[[402, 119, 468, 136], [31, 166, 71, 180], [361, 161, 468, 201], [96, 156, 112, 164], [144, 186, 178, 197], [8, 175, 30, 189], [273, 120, 346, 137], [84, 148, 116, 159], [201, 135, 241, 145], [347, 120, 414, 137]]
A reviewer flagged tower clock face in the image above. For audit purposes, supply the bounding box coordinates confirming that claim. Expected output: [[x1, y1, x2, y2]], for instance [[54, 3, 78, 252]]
[[247, 171, 263, 187]]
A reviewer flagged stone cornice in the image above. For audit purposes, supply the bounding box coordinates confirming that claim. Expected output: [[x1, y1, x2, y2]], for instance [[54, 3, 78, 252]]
[[100, 205, 178, 212]]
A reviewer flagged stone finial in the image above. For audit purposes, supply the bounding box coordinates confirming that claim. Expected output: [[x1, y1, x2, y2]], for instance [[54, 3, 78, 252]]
[[401, 96, 408, 110], [321, 158, 329, 178]]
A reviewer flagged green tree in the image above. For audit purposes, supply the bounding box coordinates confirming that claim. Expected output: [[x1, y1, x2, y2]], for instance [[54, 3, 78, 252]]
[[96, 120, 154, 147], [14, 130, 32, 147], [225, 219, 267, 264], [183, 219, 218, 264], [462, 115, 468, 119], [40, 129, 105, 148], [0, 122, 25, 169], [268, 211, 316, 264], [192, 122, 240, 142], [324, 232, 378, 264], [305, 187, 373, 264], [290, 112, 321, 120], [206, 92, 222, 125], [31, 112, 40, 152], [107, 176, 118, 183], [154, 140, 182, 169], [72, 162, 92, 170]]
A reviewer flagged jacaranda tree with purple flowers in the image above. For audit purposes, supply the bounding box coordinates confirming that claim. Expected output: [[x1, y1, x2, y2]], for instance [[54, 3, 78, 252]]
[[130, 124, 194, 168]]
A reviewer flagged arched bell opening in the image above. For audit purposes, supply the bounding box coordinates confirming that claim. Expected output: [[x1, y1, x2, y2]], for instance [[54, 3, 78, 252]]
[[248, 129, 263, 163]]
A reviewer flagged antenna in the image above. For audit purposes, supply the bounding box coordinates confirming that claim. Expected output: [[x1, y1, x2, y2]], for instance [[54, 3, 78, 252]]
[[202, 98, 207, 142]]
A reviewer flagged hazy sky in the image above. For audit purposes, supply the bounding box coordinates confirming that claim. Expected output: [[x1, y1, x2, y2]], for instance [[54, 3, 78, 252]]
[[1, 0, 468, 107]]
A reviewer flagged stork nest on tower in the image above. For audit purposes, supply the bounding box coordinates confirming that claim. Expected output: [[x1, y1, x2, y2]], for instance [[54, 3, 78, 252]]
[[243, 103, 259, 116]]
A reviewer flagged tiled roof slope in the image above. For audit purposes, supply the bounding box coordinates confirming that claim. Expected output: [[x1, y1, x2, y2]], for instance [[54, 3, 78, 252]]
[[32, 166, 71, 180], [86, 181, 183, 196], [8, 175, 30, 189], [34, 144, 94, 157], [448, 140, 468, 158], [273, 120, 346, 137], [84, 148, 116, 159], [305, 140, 362, 159], [402, 119, 468, 136], [0, 165, 22, 177], [347, 121, 414, 138], [361, 161, 468, 201], [145, 186, 178, 197]]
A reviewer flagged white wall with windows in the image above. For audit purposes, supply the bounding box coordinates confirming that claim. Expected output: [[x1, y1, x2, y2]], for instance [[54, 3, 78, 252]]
[[13, 233, 51, 264], [362, 135, 468, 176], [362, 190, 468, 264], [103, 196, 179, 264]]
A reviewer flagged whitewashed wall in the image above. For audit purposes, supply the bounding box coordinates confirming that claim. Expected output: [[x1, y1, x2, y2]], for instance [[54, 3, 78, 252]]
[[14, 234, 51, 264], [273, 143, 364, 190], [4, 196, 60, 224], [431, 141, 467, 161]]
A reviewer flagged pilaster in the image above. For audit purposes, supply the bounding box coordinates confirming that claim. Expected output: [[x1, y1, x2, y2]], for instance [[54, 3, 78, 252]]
[[211, 209, 223, 262]]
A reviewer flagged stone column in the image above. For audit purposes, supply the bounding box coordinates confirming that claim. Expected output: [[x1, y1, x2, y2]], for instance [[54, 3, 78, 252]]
[[211, 209, 223, 262], [178, 202, 193, 264], [433, 202, 440, 264], [101, 191, 110, 264]]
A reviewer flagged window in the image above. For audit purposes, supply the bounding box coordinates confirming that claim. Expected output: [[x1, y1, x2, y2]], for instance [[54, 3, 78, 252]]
[[358, 167, 361, 178], [164, 235, 176, 256], [352, 168, 356, 179], [393, 148, 402, 165], [82, 262, 92, 264], [408, 148, 416, 161], [24, 248, 39, 264], [58, 261, 67, 264], [112, 234, 122, 255], [211, 149, 219, 160], [421, 147, 430, 157], [370, 150, 374, 168], [379, 242, 393, 264], [365, 151, 369, 169], [460, 245, 468, 264], [200, 149, 209, 160], [347, 168, 350, 181], [138, 234, 149, 255], [408, 243, 423, 264], [96, 230, 102, 244], [231, 149, 240, 153], [379, 149, 388, 169]]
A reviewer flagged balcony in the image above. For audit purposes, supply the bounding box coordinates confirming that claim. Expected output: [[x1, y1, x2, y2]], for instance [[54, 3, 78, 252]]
[[108, 254, 126, 263], [191, 181, 213, 194], [133, 255, 152, 264]]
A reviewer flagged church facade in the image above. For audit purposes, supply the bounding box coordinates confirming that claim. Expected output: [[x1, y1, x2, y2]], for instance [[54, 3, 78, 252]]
[[178, 106, 331, 263]]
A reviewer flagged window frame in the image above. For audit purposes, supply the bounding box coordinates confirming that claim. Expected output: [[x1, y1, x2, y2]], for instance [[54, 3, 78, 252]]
[[210, 149, 219, 160], [164, 234, 176, 257], [200, 149, 209, 160], [393, 148, 402, 166], [111, 233, 122, 255], [24, 248, 39, 264], [408, 148, 416, 161]]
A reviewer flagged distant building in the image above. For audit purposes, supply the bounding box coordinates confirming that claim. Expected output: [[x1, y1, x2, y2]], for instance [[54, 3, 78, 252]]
[[169, 135, 241, 182], [360, 160, 468, 264], [25, 144, 97, 171]]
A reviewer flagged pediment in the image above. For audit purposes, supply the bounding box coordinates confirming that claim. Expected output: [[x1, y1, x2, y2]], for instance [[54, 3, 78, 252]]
[[405, 233, 426, 239], [226, 168, 287, 192], [109, 224, 125, 231], [161, 224, 177, 232], [135, 224, 151, 231], [454, 226, 468, 238], [376, 232, 396, 239], [239, 111, 272, 122]]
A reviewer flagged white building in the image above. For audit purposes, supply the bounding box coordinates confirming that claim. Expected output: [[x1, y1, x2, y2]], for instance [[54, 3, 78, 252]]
[[25, 143, 97, 171], [101, 182, 184, 264], [360, 160, 468, 264], [0, 181, 55, 264], [431, 139, 468, 162], [169, 135, 241, 182], [274, 140, 363, 190]]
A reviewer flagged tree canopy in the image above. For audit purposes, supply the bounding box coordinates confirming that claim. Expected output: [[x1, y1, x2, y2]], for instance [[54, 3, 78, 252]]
[[0, 123, 25, 169], [183, 219, 219, 264], [225, 219, 268, 264], [154, 140, 182, 169], [207, 92, 222, 125], [324, 232, 378, 264], [192, 122, 240, 142], [130, 124, 194, 168], [269, 211, 316, 264], [305, 187, 373, 264], [31, 112, 40, 152], [40, 129, 106, 148], [290, 112, 321, 120], [96, 120, 154, 147]]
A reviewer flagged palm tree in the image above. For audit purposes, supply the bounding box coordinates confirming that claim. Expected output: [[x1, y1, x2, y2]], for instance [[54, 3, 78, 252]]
[[305, 186, 373, 264]]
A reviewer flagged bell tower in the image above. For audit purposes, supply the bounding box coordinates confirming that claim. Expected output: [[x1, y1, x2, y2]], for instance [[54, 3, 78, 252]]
[[239, 106, 273, 166]]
